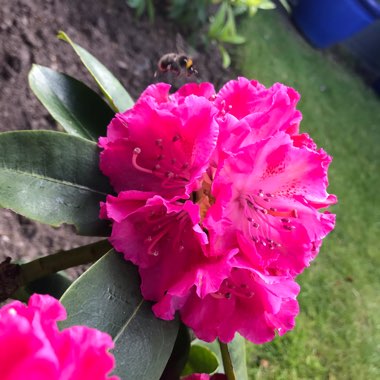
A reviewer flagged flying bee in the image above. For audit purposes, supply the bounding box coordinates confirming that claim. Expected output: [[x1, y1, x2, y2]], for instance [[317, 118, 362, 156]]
[[155, 53, 198, 77], [154, 34, 199, 78]]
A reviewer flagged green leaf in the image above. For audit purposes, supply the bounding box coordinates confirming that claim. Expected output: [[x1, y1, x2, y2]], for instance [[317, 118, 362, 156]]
[[0, 131, 112, 236], [259, 1, 276, 10], [182, 344, 219, 376], [160, 323, 191, 380], [209, 2, 228, 38], [146, 0, 155, 22], [60, 250, 179, 380], [192, 335, 248, 380], [25, 272, 72, 299], [218, 44, 231, 68], [219, 34, 246, 44], [58, 31, 134, 113], [29, 65, 114, 141], [217, 6, 246, 45], [10, 273, 72, 303]]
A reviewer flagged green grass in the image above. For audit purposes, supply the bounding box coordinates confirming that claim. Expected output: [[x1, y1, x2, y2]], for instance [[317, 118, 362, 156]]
[[236, 10, 380, 380]]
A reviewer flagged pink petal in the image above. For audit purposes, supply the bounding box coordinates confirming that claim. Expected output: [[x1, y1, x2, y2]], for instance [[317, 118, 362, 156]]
[[180, 267, 299, 344], [100, 87, 219, 200], [0, 295, 118, 380], [105, 192, 236, 319]]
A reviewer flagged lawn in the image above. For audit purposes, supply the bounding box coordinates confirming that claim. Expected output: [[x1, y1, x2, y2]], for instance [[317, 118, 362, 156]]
[[236, 9, 380, 380]]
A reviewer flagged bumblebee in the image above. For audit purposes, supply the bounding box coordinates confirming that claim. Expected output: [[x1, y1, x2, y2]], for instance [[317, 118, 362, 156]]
[[155, 53, 198, 77]]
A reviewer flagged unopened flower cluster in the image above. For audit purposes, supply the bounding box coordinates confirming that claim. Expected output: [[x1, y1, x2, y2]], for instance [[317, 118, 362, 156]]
[[99, 77, 336, 344]]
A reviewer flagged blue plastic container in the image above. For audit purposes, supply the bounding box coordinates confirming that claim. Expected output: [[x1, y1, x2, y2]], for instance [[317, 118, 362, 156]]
[[291, 0, 380, 48]]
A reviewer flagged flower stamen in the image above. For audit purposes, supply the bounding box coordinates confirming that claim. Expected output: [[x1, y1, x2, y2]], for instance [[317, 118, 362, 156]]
[[132, 147, 154, 174]]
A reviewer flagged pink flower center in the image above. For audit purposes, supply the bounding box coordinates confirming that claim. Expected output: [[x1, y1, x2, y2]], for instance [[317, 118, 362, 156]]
[[194, 172, 216, 222]]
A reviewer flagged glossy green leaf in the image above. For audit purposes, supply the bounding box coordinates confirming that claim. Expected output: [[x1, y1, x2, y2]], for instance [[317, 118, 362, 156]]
[[0, 131, 112, 236], [26, 273, 72, 299], [10, 273, 72, 303], [192, 335, 248, 380], [182, 344, 219, 376], [160, 323, 191, 380], [29, 65, 114, 141], [58, 31, 134, 113], [60, 250, 179, 380]]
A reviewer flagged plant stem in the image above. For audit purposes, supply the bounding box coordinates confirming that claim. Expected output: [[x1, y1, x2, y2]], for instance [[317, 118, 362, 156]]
[[20, 239, 111, 285], [219, 340, 236, 380]]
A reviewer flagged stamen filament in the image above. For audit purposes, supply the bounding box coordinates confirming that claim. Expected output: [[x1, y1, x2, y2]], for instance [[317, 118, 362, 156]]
[[132, 147, 154, 174]]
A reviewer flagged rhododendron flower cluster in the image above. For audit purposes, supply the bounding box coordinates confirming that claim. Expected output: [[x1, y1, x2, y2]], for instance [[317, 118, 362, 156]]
[[0, 294, 118, 380], [99, 77, 336, 344]]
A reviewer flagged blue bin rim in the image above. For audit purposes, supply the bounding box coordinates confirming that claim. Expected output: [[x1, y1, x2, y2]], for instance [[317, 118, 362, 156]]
[[360, 0, 380, 18]]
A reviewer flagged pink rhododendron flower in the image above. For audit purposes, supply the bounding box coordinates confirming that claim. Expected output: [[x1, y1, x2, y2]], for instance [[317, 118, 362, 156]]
[[0, 294, 118, 380], [99, 77, 337, 344], [99, 83, 219, 200], [155, 264, 300, 344], [101, 191, 237, 318], [206, 132, 336, 275]]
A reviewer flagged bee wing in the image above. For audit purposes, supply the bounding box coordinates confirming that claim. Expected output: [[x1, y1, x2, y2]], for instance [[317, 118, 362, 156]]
[[175, 33, 186, 54], [175, 33, 199, 59]]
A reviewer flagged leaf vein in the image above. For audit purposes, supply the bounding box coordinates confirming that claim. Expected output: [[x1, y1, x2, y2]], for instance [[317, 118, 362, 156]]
[[0, 167, 108, 196], [113, 298, 145, 343]]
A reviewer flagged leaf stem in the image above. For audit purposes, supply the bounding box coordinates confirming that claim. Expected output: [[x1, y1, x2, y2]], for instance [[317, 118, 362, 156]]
[[20, 239, 111, 285], [219, 340, 236, 380], [1, 240, 111, 302]]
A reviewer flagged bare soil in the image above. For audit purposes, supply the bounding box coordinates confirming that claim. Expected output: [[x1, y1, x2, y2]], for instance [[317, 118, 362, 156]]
[[0, 0, 233, 270]]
